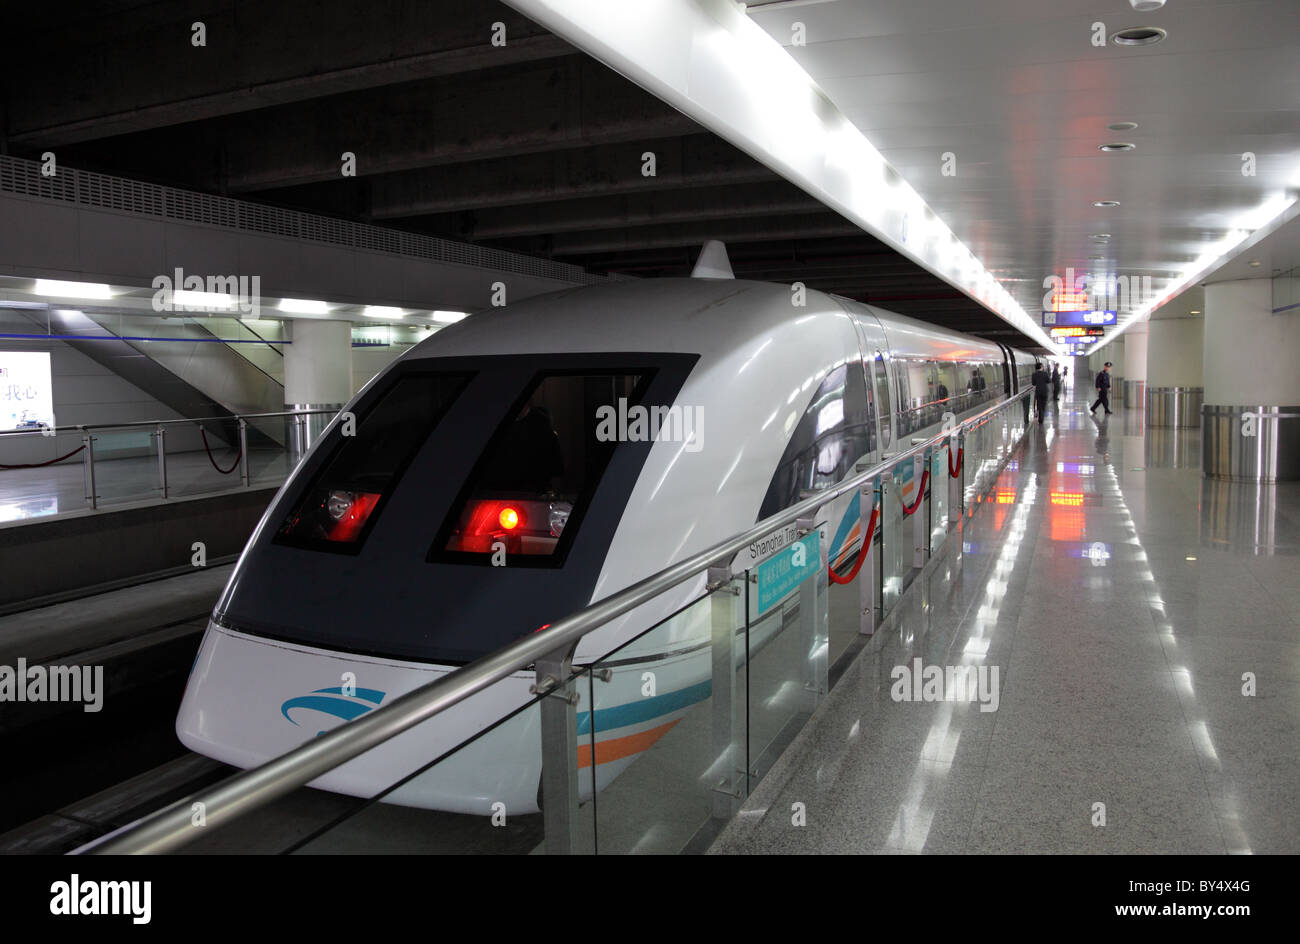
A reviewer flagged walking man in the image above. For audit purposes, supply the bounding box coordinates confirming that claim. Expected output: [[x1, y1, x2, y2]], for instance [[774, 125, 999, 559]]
[[1090, 362, 1113, 415], [1031, 361, 1052, 423], [1051, 363, 1061, 401]]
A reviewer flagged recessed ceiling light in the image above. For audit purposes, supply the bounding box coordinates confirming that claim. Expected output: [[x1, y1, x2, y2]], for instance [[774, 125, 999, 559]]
[[1112, 26, 1167, 47], [1093, 200, 1121, 208], [1248, 260, 1262, 268], [1089, 234, 1112, 241], [1107, 121, 1139, 132], [1099, 143, 1136, 152], [1188, 309, 1201, 315], [432, 310, 468, 323], [362, 305, 404, 319]]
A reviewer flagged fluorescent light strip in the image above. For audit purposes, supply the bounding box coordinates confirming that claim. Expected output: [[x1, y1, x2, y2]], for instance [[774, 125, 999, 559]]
[[278, 298, 329, 315], [432, 310, 468, 323], [34, 279, 113, 299], [173, 290, 235, 309], [363, 306, 405, 319]]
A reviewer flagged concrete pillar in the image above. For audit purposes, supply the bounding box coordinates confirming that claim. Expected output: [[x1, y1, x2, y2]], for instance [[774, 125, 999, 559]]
[[284, 319, 352, 455], [1122, 322, 1147, 410], [1202, 279, 1300, 479], [1148, 317, 1204, 387], [1145, 317, 1203, 427]]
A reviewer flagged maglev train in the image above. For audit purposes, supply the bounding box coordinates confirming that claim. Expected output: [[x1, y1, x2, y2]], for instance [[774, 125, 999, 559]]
[[177, 248, 1036, 814]]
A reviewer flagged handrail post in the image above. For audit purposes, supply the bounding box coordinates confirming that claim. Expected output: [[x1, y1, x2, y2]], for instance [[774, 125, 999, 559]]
[[913, 450, 926, 569], [81, 428, 97, 509], [707, 565, 745, 819], [238, 418, 250, 487], [156, 425, 168, 499], [948, 432, 962, 526], [796, 517, 827, 713], [535, 643, 580, 854], [859, 475, 880, 636]]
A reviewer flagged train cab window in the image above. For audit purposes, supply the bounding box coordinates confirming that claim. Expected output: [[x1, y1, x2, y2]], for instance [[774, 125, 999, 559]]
[[433, 370, 649, 566], [276, 371, 471, 550], [758, 363, 873, 518]]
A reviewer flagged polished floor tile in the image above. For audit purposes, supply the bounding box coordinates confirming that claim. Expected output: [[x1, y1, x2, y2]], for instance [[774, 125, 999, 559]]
[[713, 385, 1300, 855]]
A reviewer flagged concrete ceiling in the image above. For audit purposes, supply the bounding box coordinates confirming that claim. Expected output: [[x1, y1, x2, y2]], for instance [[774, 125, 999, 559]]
[[0, 0, 1044, 347], [746, 0, 1300, 342]]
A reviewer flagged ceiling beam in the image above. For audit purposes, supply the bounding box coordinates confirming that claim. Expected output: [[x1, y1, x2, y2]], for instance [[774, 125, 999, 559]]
[[5, 0, 569, 147]]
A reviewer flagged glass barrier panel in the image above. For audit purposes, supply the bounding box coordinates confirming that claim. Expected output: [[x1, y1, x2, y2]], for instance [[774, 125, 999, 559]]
[[244, 414, 295, 487], [84, 426, 165, 506], [271, 688, 581, 855], [587, 582, 744, 854], [745, 545, 828, 786]]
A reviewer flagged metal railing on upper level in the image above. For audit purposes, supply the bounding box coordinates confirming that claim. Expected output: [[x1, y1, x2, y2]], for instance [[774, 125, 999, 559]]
[[0, 409, 337, 509], [77, 388, 1031, 855]]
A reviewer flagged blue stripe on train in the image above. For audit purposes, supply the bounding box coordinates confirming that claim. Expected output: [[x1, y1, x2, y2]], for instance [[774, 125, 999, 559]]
[[576, 678, 713, 735]]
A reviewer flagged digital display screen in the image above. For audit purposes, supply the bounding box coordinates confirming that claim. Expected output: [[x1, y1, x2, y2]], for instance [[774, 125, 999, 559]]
[[1, 351, 55, 431], [1041, 310, 1117, 327]]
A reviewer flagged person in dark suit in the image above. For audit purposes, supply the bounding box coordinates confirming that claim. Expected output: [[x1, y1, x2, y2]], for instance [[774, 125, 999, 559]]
[[1090, 362, 1113, 415], [1030, 362, 1052, 423], [1051, 364, 1061, 401]]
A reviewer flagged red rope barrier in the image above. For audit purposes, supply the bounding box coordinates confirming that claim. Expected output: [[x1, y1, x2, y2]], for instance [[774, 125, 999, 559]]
[[948, 445, 964, 478], [899, 469, 930, 516], [828, 502, 880, 585], [200, 427, 242, 474], [0, 444, 86, 469]]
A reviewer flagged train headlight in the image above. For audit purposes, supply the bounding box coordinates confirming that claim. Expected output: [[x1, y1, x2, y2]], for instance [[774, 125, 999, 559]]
[[549, 501, 572, 537], [327, 490, 355, 520]]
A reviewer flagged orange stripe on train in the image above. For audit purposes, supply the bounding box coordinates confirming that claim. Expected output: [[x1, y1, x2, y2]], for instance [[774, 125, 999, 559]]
[[577, 719, 681, 768]]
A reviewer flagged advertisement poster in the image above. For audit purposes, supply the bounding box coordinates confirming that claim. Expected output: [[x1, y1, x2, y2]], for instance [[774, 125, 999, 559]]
[[1, 351, 55, 431]]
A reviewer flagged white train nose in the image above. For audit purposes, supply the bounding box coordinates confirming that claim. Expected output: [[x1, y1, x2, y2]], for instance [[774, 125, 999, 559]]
[[177, 623, 543, 815]]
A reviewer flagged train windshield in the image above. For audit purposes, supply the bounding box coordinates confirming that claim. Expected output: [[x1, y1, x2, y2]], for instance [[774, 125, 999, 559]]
[[276, 371, 471, 550], [431, 370, 650, 566]]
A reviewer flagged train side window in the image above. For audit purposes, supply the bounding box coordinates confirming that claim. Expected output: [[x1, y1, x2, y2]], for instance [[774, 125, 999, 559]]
[[432, 370, 650, 566], [757, 363, 873, 519], [276, 371, 472, 551]]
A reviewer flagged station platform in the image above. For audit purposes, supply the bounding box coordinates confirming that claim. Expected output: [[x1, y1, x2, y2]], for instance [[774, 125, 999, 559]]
[[712, 383, 1299, 855]]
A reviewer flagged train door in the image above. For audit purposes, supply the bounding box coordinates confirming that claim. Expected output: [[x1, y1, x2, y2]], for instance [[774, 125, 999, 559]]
[[850, 311, 895, 456]]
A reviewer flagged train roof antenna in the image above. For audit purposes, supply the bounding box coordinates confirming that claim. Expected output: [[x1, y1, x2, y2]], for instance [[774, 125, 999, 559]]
[[690, 240, 734, 280]]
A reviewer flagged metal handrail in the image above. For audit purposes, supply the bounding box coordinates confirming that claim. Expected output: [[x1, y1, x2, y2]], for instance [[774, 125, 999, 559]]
[[79, 389, 1030, 854], [0, 408, 336, 437]]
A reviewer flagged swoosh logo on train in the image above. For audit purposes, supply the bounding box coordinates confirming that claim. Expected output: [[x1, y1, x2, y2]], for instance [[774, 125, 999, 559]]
[[280, 686, 387, 727]]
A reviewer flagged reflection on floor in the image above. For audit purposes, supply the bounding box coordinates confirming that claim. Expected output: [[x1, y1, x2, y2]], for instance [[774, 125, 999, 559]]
[[0, 448, 292, 523], [711, 385, 1300, 854]]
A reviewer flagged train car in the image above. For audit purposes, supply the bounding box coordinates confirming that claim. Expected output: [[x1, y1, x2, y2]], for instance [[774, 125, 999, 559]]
[[177, 248, 1033, 814]]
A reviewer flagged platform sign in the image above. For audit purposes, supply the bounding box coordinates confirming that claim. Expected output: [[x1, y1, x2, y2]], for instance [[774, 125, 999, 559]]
[[1050, 326, 1105, 339], [755, 530, 820, 616], [1042, 310, 1116, 327]]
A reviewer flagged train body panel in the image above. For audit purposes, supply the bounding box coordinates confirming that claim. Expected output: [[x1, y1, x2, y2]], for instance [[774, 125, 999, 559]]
[[178, 276, 1035, 812]]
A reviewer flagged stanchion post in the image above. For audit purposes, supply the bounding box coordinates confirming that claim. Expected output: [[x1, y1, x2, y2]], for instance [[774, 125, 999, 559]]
[[707, 565, 744, 818], [238, 418, 250, 487], [81, 428, 96, 509], [156, 425, 168, 499]]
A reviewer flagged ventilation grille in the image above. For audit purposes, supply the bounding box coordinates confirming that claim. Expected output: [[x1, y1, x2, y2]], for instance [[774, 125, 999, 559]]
[[0, 155, 629, 285]]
